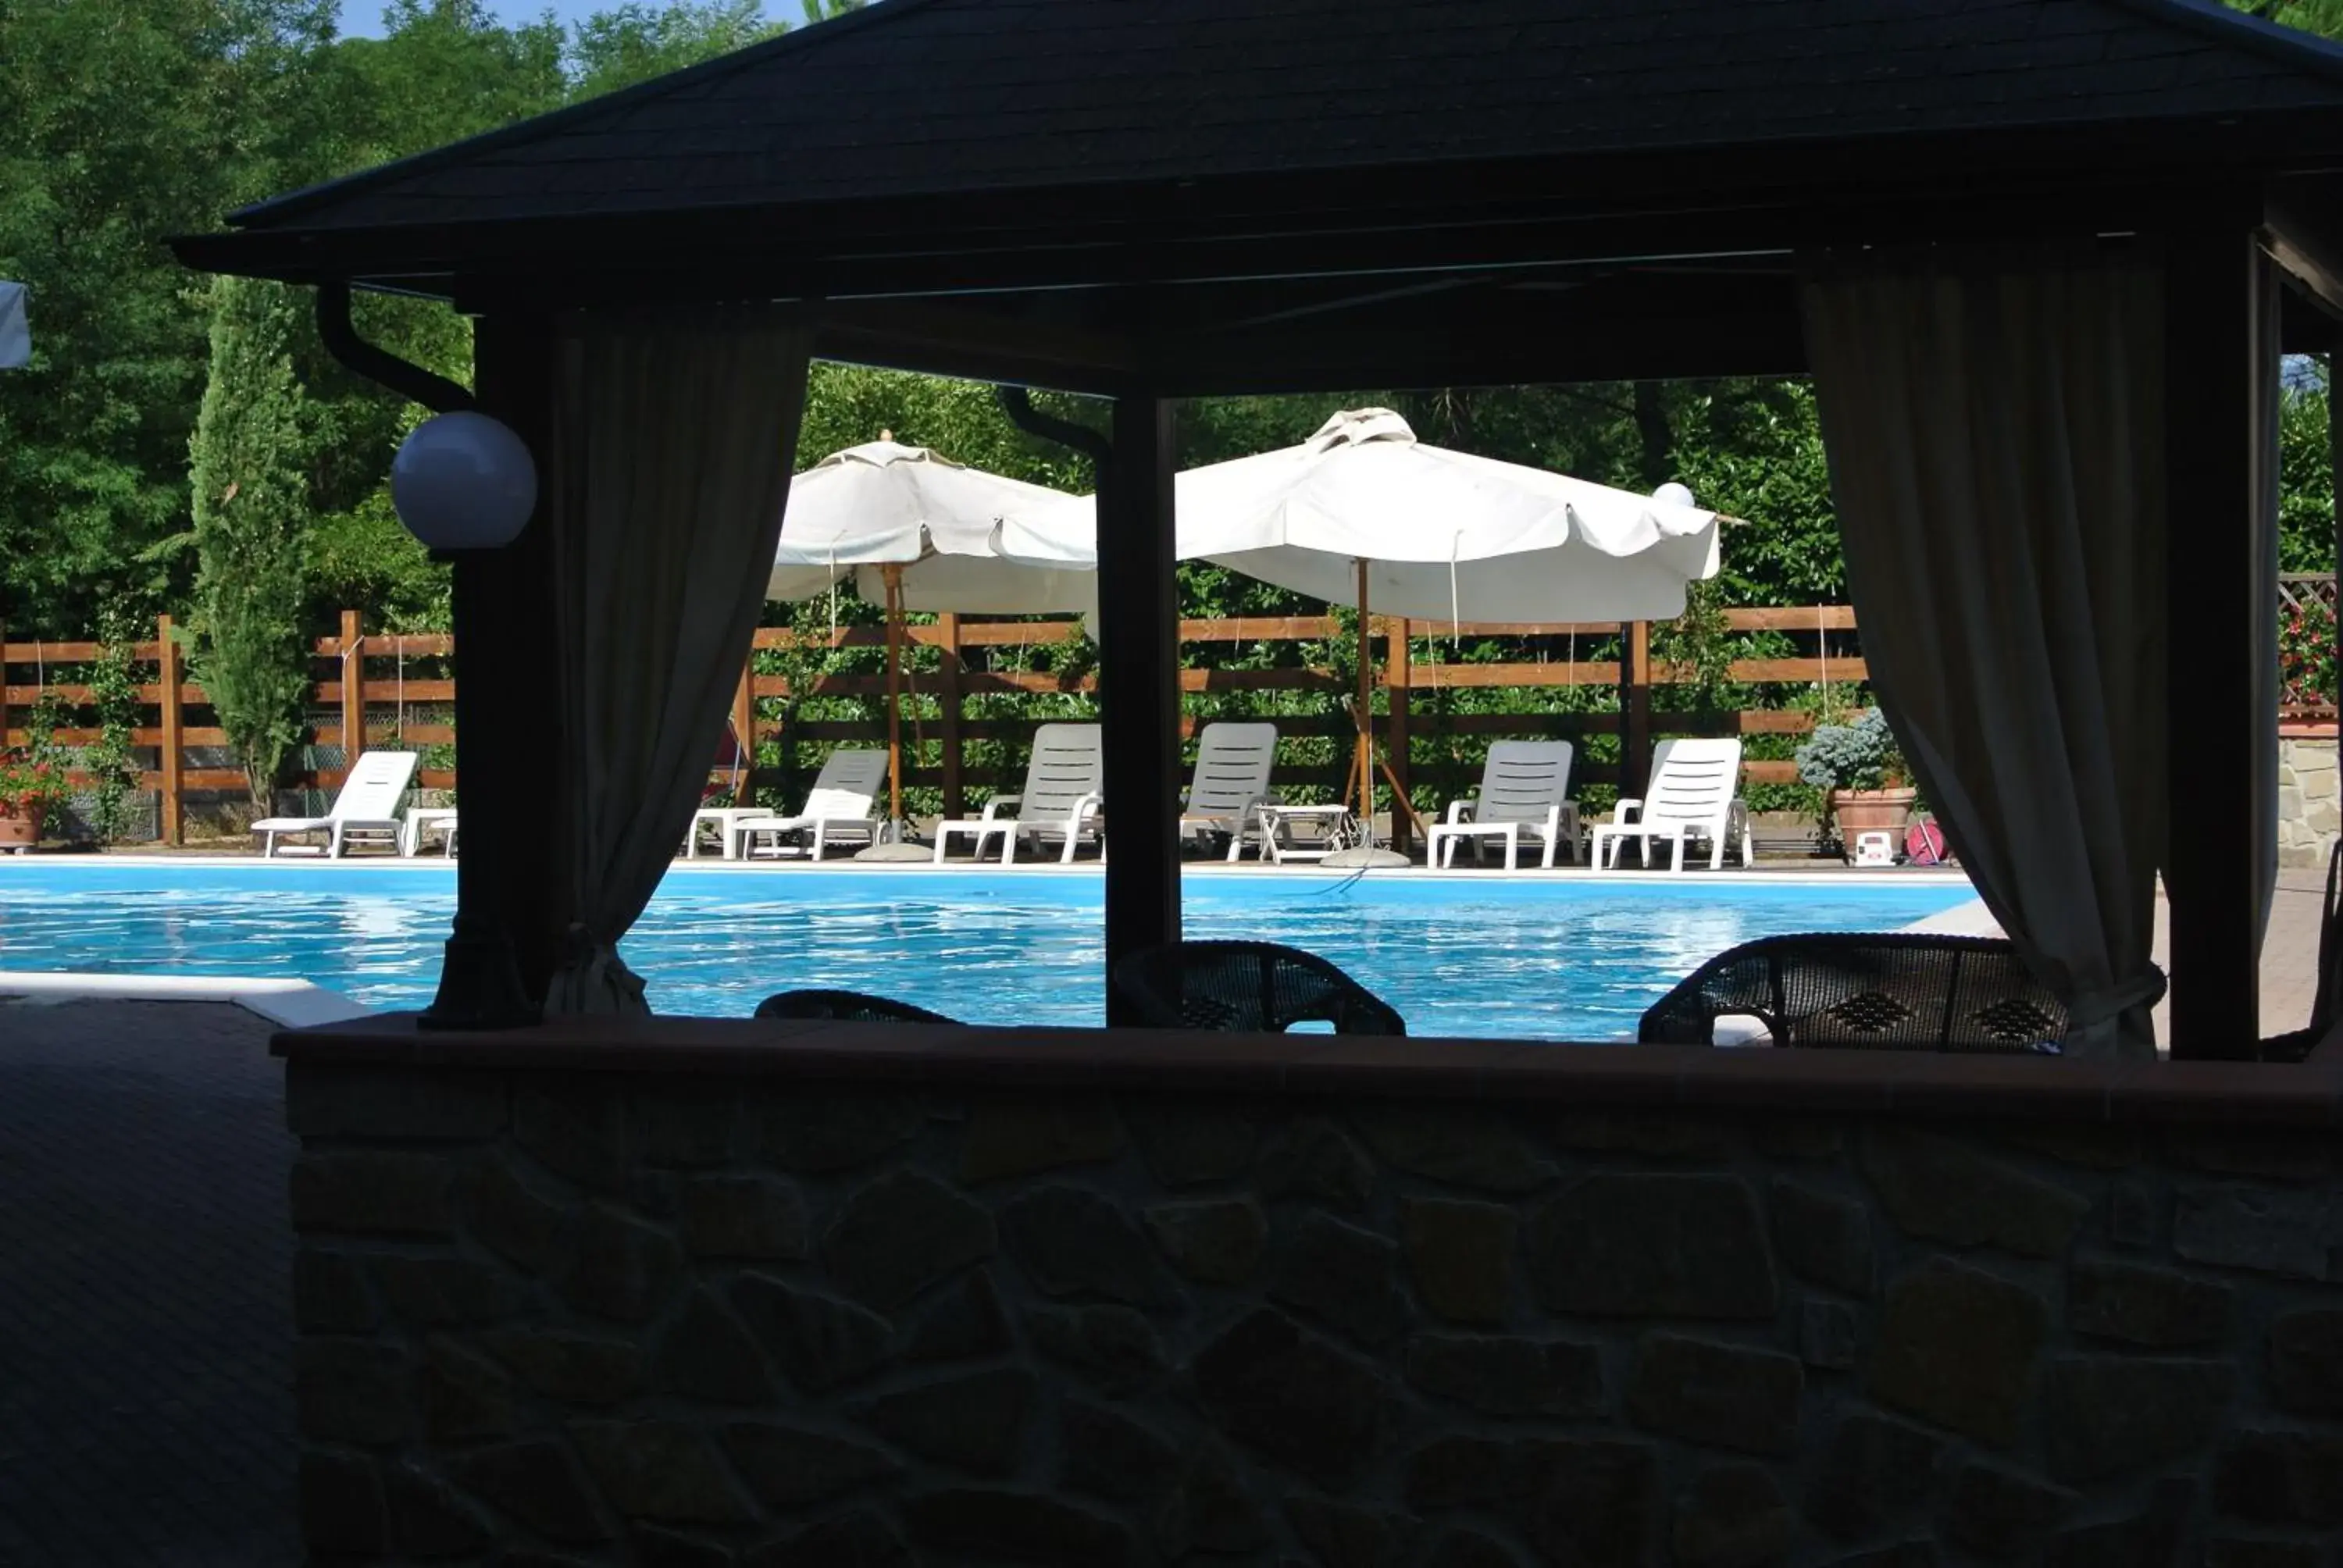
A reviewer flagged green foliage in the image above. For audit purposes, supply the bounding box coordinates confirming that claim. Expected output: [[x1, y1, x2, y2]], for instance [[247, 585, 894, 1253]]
[[188, 276, 312, 808], [1795, 709, 1906, 793], [2280, 364, 2335, 573], [2227, 1, 2343, 41], [79, 608, 148, 843]]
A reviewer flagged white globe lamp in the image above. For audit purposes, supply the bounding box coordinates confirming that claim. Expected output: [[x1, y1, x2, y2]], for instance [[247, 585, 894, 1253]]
[[1651, 481, 1696, 511], [390, 410, 538, 552]]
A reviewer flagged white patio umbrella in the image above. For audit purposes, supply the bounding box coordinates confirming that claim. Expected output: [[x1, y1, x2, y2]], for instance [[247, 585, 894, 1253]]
[[1175, 408, 1722, 863], [769, 439, 1093, 852]]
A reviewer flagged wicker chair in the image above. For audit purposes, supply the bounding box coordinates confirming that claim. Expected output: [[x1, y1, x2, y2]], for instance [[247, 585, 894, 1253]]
[[754, 989, 957, 1025], [2264, 843, 2343, 1064], [1637, 932, 2067, 1053], [1111, 940, 1406, 1035]]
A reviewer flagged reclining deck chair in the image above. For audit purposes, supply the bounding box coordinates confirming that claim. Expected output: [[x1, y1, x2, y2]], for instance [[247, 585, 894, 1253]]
[[1179, 722, 1278, 861], [754, 989, 956, 1024], [1424, 740, 1578, 869], [733, 748, 890, 860], [1112, 940, 1406, 1035], [932, 723, 1104, 864], [251, 750, 419, 858], [1590, 737, 1753, 871]]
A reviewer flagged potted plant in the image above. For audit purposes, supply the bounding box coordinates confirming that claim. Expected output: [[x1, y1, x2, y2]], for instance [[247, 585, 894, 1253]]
[[0, 749, 70, 850], [1795, 708, 1917, 851]]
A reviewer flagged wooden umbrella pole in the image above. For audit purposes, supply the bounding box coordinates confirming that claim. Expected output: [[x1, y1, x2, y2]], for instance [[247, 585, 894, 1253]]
[[1355, 558, 1374, 825], [883, 563, 905, 830]]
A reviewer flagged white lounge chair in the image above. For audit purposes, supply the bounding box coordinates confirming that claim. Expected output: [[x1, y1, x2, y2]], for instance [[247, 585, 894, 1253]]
[[1179, 722, 1278, 862], [1590, 737, 1753, 872], [251, 750, 419, 858], [933, 723, 1104, 865], [1425, 740, 1578, 870], [732, 748, 890, 861]]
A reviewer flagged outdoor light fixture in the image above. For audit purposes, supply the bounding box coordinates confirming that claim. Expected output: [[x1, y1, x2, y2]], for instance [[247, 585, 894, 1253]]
[[1652, 481, 1696, 510], [390, 410, 537, 552]]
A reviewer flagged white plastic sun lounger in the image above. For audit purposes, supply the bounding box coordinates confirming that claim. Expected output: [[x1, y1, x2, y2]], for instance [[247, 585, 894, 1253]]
[[251, 750, 419, 858], [1590, 737, 1753, 872], [933, 723, 1104, 865], [1424, 740, 1578, 870], [732, 747, 890, 861], [1179, 722, 1278, 862]]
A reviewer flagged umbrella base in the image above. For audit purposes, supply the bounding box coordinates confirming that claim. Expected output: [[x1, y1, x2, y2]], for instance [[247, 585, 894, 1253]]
[[854, 841, 935, 863], [1318, 846, 1411, 870]]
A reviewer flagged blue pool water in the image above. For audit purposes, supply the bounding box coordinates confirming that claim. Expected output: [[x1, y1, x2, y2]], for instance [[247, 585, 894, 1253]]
[[0, 860, 1972, 1040]]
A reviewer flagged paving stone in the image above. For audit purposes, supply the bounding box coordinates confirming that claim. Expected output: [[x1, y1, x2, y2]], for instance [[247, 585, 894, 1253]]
[[1282, 1493, 1409, 1568], [2069, 1260, 2234, 1348], [1061, 1398, 1181, 1504], [1515, 1439, 1660, 1568], [633, 1522, 738, 1568], [902, 1488, 1135, 1567], [2042, 1478, 2193, 1568], [2213, 1429, 2343, 1525], [904, 1267, 1011, 1362], [1193, 1308, 1388, 1488], [1424, 1527, 1527, 1568], [1146, 1199, 1268, 1285], [1155, 1440, 1270, 1559], [446, 1439, 613, 1545], [2042, 1356, 2233, 1482], [680, 1174, 808, 1260], [1803, 1413, 1945, 1542], [1001, 1184, 1182, 1308], [959, 1094, 1125, 1182], [1268, 1210, 1407, 1345], [1865, 1258, 2047, 1447], [744, 1509, 912, 1568], [1771, 1179, 1874, 1297], [374, 1256, 517, 1325], [750, 1092, 922, 1173], [295, 1338, 412, 1445], [571, 1419, 755, 1523], [294, 1248, 377, 1333], [299, 1451, 386, 1556], [291, 1150, 457, 1236], [1673, 1463, 1793, 1568], [1348, 1103, 1557, 1193], [2269, 1309, 2343, 1415], [729, 1271, 893, 1394], [849, 1368, 1036, 1477], [480, 1329, 646, 1406], [514, 1081, 632, 1195], [421, 1336, 517, 1443], [655, 1288, 777, 1405], [1026, 1303, 1168, 1394], [633, 1085, 740, 1168], [1404, 1334, 1604, 1418], [1800, 1299, 1860, 1370], [1259, 1117, 1376, 1211], [286, 1061, 508, 1141], [2174, 1188, 2334, 1280], [384, 1462, 491, 1558], [1627, 1334, 1803, 1456], [721, 1421, 900, 1512], [1401, 1197, 1516, 1324], [1941, 1461, 2076, 1557], [463, 1158, 576, 1274], [823, 1168, 997, 1310], [1860, 1128, 2089, 1259], [1530, 1174, 1776, 1319], [564, 1204, 683, 1324], [1405, 1435, 1524, 1511]]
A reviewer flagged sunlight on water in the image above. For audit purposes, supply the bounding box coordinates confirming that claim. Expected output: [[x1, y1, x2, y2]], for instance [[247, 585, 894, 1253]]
[[0, 863, 1970, 1042]]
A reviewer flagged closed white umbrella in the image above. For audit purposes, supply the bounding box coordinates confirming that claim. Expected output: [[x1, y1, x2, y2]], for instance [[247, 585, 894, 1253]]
[[0, 283, 27, 370], [769, 439, 1093, 844]]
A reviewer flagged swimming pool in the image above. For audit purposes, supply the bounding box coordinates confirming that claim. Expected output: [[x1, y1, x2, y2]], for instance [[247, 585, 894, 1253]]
[[0, 859, 1974, 1041]]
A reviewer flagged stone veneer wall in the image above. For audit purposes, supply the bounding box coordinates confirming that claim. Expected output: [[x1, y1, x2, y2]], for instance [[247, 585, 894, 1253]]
[[284, 1060, 2343, 1568], [2277, 735, 2338, 870]]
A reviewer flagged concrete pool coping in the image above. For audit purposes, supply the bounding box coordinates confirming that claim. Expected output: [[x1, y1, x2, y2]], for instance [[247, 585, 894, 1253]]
[[0, 971, 374, 1028]]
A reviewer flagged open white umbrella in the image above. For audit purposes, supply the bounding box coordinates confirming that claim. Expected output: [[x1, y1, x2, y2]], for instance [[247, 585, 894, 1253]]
[[1175, 408, 1722, 862], [769, 440, 1093, 850]]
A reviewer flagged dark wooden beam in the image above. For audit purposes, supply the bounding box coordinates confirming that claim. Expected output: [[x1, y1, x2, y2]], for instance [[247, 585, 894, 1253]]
[[1095, 394, 1182, 1021], [816, 300, 1137, 397]]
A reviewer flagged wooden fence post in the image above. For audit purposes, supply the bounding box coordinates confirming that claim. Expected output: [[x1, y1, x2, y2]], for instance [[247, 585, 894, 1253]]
[[1619, 619, 1652, 800], [732, 654, 757, 807], [937, 613, 965, 818], [157, 614, 184, 846], [1385, 615, 1411, 853], [340, 609, 366, 771]]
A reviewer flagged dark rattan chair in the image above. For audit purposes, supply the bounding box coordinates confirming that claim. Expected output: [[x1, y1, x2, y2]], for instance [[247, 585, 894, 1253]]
[[2263, 842, 2343, 1064], [1111, 940, 1406, 1035], [1637, 932, 2067, 1053], [754, 989, 957, 1025]]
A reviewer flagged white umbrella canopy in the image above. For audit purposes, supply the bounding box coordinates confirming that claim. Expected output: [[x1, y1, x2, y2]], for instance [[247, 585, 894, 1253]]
[[769, 439, 1095, 616], [1178, 408, 1721, 623]]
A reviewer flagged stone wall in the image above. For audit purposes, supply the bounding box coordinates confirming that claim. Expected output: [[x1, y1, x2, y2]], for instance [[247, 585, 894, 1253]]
[[284, 1060, 2343, 1567], [2277, 735, 2338, 870]]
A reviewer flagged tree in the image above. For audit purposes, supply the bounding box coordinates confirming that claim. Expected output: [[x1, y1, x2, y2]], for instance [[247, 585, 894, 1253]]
[[188, 276, 314, 809]]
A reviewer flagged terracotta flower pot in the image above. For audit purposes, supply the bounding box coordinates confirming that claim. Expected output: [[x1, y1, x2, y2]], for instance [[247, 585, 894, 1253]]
[[1829, 786, 1917, 847], [0, 816, 36, 850]]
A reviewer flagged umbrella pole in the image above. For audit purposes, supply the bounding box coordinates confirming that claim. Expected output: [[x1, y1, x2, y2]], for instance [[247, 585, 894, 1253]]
[[883, 563, 905, 833], [1355, 559, 1374, 828]]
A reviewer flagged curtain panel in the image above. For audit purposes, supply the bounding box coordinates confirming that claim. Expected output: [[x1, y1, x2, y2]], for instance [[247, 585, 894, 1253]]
[[1801, 246, 2178, 1057], [544, 308, 814, 1014]]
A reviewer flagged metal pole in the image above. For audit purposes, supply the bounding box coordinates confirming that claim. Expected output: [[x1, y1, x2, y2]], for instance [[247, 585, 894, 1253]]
[[883, 562, 905, 832], [1356, 558, 1374, 826]]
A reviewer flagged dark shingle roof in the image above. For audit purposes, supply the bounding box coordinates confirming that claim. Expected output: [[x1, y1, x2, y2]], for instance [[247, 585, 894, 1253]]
[[238, 0, 2343, 234]]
